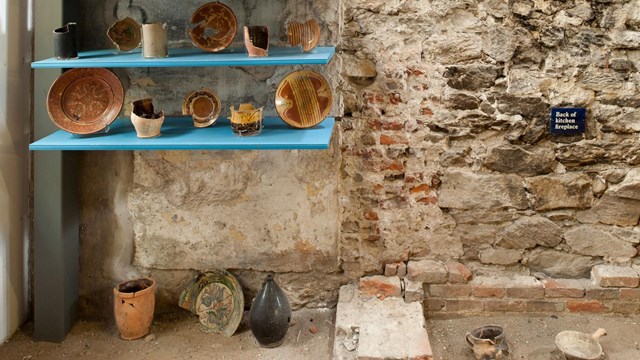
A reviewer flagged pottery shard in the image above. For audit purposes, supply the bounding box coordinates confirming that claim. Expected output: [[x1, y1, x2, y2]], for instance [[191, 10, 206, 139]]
[[525, 249, 601, 279], [609, 168, 640, 200], [439, 170, 528, 210], [497, 216, 563, 250], [565, 225, 638, 261], [526, 173, 593, 211], [443, 65, 500, 91], [484, 144, 555, 176], [575, 195, 640, 227]]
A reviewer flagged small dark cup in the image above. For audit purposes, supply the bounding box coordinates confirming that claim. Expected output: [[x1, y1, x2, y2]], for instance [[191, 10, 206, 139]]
[[53, 22, 78, 59]]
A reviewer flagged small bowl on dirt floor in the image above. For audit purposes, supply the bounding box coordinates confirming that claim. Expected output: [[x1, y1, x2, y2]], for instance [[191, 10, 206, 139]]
[[555, 328, 606, 360]]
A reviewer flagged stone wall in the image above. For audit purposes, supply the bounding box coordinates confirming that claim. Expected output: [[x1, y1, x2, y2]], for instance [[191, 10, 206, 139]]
[[338, 0, 640, 282], [78, 0, 640, 318]]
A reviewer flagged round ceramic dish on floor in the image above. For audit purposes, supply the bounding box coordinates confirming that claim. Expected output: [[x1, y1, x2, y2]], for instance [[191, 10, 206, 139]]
[[47, 68, 124, 134]]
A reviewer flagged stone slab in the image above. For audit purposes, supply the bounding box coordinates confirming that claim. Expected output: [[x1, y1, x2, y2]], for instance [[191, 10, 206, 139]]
[[334, 284, 433, 360]]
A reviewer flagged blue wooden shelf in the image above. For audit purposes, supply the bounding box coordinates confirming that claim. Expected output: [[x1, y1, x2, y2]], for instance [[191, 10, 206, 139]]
[[29, 116, 335, 151], [31, 46, 335, 68]]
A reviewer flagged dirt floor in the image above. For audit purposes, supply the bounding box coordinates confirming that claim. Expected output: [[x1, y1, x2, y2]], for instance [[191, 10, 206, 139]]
[[426, 313, 640, 360], [2, 310, 640, 359], [0, 309, 335, 360]]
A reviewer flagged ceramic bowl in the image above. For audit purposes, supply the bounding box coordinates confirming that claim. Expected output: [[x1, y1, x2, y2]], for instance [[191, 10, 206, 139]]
[[182, 88, 221, 128], [131, 99, 164, 138], [188, 2, 237, 52], [287, 19, 320, 52], [107, 17, 142, 52]]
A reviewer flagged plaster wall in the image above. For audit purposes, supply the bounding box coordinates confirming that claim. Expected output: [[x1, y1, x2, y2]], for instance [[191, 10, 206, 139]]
[[0, 0, 31, 342]]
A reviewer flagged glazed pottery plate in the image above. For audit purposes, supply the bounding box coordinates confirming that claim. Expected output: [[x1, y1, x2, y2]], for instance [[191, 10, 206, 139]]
[[182, 88, 222, 127], [275, 69, 332, 128], [178, 270, 244, 337], [47, 68, 124, 134], [107, 17, 142, 52], [188, 2, 237, 52]]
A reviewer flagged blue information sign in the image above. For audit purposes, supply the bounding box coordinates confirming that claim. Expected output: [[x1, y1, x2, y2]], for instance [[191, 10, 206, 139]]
[[550, 108, 586, 135]]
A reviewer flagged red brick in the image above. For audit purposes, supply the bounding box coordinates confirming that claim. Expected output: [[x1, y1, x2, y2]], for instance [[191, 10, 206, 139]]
[[384, 160, 404, 171], [382, 121, 404, 130], [485, 300, 525, 312], [585, 287, 620, 300], [525, 301, 565, 313], [428, 284, 471, 298], [367, 119, 382, 130], [445, 299, 485, 312], [426, 298, 445, 312], [566, 300, 609, 313], [410, 184, 431, 193], [389, 93, 403, 104], [472, 286, 506, 298], [543, 279, 586, 298], [507, 286, 544, 299], [359, 276, 402, 299], [379, 134, 409, 145], [421, 107, 433, 116], [417, 196, 438, 204], [591, 265, 640, 288], [446, 262, 473, 284], [611, 301, 640, 315], [364, 210, 379, 221], [620, 288, 640, 301]]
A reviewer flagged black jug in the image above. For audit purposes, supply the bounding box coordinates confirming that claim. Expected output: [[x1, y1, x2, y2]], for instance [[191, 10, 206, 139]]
[[249, 275, 291, 348], [53, 22, 78, 59]]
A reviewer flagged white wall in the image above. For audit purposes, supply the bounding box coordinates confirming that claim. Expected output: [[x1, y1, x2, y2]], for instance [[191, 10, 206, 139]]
[[0, 0, 31, 342]]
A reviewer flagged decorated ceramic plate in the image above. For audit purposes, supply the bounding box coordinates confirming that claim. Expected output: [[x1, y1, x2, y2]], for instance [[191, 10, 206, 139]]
[[107, 17, 142, 52], [275, 69, 332, 128], [47, 68, 124, 134], [182, 88, 221, 128], [178, 270, 243, 337], [188, 2, 237, 52]]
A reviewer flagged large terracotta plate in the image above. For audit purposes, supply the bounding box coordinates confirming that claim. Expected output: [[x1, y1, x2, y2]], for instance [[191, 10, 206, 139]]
[[188, 2, 237, 53], [275, 69, 332, 128], [47, 68, 124, 134], [178, 270, 244, 337]]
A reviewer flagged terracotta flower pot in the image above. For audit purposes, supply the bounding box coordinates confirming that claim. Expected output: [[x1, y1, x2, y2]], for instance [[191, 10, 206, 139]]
[[113, 278, 156, 340]]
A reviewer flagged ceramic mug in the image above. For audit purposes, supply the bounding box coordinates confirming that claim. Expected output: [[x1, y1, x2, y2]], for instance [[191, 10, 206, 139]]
[[142, 22, 168, 58], [53, 22, 78, 59]]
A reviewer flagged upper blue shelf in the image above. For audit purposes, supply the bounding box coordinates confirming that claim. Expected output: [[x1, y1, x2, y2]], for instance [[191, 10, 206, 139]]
[[31, 46, 336, 68], [29, 116, 335, 151]]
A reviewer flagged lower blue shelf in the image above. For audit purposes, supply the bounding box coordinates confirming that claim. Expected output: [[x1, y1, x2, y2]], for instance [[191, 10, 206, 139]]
[[30, 116, 335, 151]]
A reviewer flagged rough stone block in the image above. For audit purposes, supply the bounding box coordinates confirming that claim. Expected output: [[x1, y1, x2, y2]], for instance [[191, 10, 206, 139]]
[[497, 216, 563, 249], [403, 279, 424, 303], [439, 170, 528, 210], [407, 260, 448, 284], [446, 262, 472, 283], [526, 173, 593, 211], [444, 299, 485, 312], [592, 265, 640, 288], [478, 248, 522, 265], [565, 225, 637, 260], [384, 263, 398, 277], [485, 300, 525, 312], [525, 301, 565, 313], [576, 195, 640, 227], [543, 279, 587, 298], [429, 284, 472, 298], [566, 300, 609, 313], [527, 249, 599, 278], [359, 276, 402, 299]]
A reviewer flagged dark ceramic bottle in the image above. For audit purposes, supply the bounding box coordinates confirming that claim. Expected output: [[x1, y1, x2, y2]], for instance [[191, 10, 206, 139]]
[[249, 275, 291, 348]]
